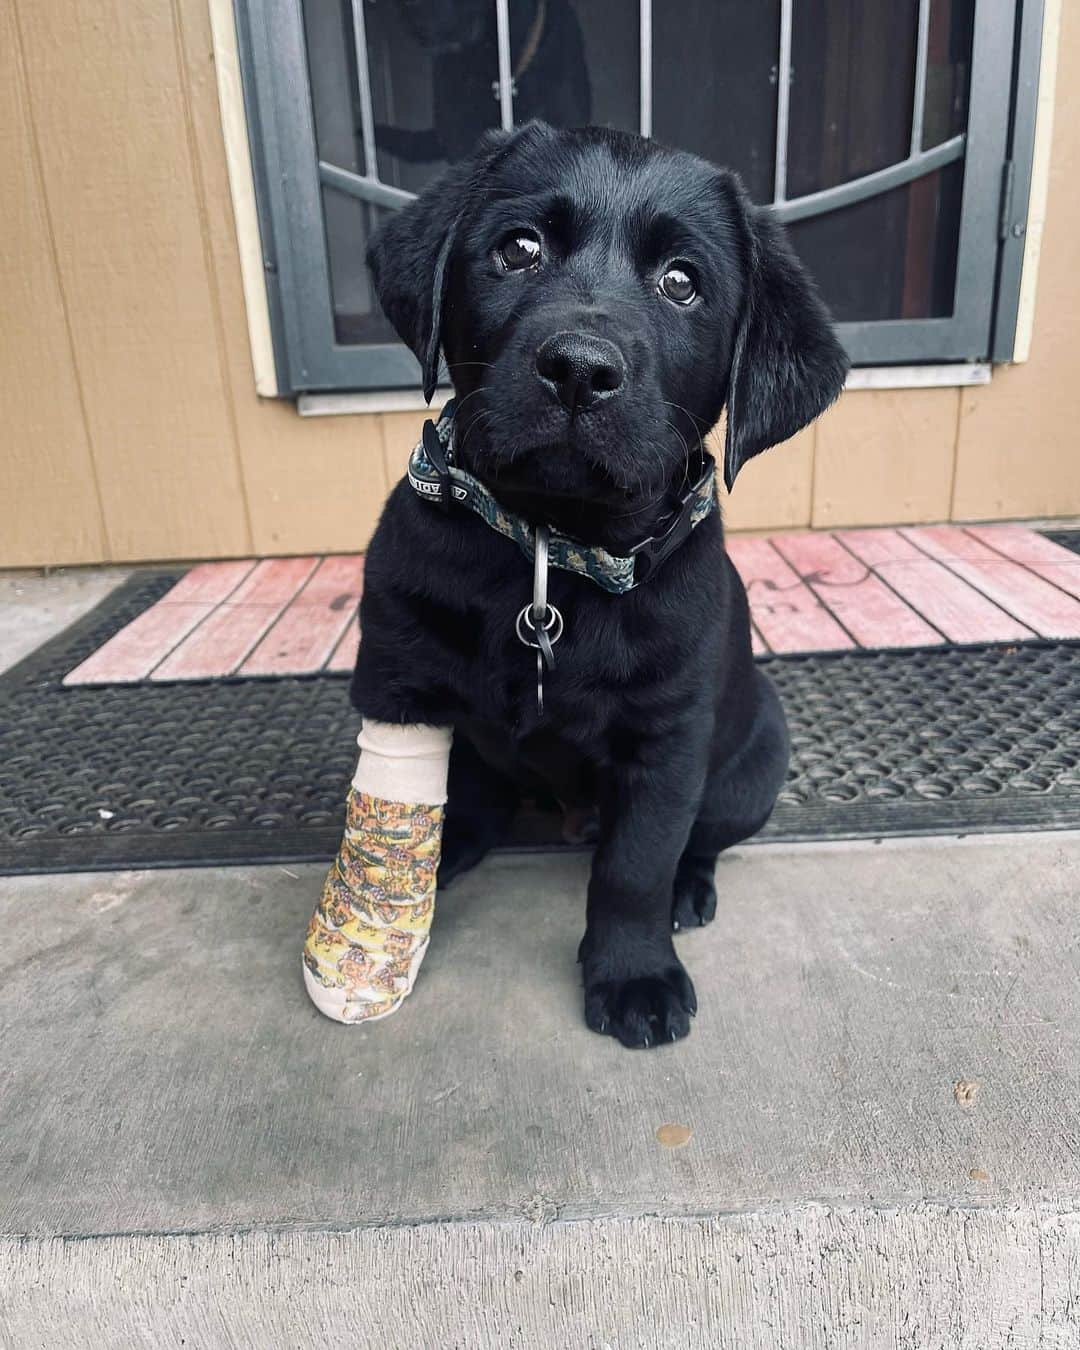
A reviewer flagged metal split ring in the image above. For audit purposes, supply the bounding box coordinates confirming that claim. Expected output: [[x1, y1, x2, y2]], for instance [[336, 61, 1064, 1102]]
[[515, 603, 564, 649]]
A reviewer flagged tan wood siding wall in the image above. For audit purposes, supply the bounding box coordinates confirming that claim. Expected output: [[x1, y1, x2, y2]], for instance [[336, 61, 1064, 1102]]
[[2, 0, 1078, 568]]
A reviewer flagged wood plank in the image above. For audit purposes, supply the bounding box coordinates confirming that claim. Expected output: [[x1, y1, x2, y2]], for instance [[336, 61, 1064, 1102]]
[[725, 538, 854, 653], [832, 528, 928, 566], [227, 556, 320, 605], [1, 0, 105, 566], [203, 0, 276, 395], [238, 607, 354, 677], [166, 559, 254, 604], [839, 530, 1034, 644], [812, 388, 959, 528], [771, 533, 943, 648], [239, 556, 365, 675], [63, 602, 214, 685], [381, 411, 432, 484], [151, 603, 278, 682], [719, 422, 816, 532], [176, 0, 389, 556], [902, 526, 1080, 638], [151, 558, 319, 681], [326, 617, 361, 672], [16, 0, 250, 561], [291, 555, 365, 605], [964, 523, 1080, 564], [952, 11, 1080, 522], [965, 525, 1080, 602]]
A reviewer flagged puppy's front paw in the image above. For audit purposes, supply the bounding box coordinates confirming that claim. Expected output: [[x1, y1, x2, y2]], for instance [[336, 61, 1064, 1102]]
[[580, 929, 697, 1048]]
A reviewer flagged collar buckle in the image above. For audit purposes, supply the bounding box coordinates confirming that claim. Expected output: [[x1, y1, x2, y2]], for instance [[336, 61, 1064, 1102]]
[[628, 464, 708, 586]]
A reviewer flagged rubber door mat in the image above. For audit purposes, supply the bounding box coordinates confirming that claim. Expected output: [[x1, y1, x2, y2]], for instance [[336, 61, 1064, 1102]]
[[1, 571, 1079, 874]]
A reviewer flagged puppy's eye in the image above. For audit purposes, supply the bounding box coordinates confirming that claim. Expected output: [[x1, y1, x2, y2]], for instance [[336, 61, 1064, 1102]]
[[497, 231, 542, 271], [659, 266, 697, 306]]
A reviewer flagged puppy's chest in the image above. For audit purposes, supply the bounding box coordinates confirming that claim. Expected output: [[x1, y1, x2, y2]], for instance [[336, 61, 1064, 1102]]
[[407, 527, 706, 725], [466, 592, 673, 736]]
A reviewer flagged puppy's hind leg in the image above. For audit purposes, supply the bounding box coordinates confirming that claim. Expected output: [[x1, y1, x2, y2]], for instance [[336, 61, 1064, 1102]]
[[438, 733, 521, 889], [672, 669, 790, 930]]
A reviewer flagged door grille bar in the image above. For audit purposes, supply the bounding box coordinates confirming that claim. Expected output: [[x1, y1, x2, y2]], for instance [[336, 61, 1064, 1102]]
[[772, 133, 964, 223], [639, 0, 653, 137], [349, 0, 378, 180], [319, 132, 966, 222], [773, 0, 793, 202], [911, 0, 931, 155], [318, 161, 416, 209], [495, 0, 515, 130]]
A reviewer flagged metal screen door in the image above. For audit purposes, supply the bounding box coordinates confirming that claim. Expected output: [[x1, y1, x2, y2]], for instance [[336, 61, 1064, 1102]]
[[236, 0, 1035, 394]]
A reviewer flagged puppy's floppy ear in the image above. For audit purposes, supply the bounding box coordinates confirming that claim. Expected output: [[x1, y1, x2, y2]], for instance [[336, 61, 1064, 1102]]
[[721, 176, 849, 491], [366, 127, 520, 402]]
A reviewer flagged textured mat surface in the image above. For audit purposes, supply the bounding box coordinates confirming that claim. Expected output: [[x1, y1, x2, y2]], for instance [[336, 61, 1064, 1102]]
[[2, 571, 1079, 874], [1047, 529, 1080, 555]]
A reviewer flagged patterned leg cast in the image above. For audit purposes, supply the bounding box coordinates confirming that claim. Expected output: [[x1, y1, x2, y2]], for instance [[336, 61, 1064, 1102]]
[[302, 721, 452, 1024]]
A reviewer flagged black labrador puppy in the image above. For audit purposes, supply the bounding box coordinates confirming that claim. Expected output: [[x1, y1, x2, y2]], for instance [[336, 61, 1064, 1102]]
[[355, 122, 847, 1048]]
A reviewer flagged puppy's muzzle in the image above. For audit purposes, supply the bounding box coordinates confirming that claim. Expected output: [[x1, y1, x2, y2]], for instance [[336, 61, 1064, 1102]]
[[536, 331, 626, 413]]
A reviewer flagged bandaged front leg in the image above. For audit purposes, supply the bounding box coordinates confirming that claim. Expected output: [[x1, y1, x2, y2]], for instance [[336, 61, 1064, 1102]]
[[303, 721, 452, 1024]]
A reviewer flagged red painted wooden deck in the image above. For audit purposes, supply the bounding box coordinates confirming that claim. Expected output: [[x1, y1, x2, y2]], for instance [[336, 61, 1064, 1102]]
[[63, 525, 1080, 686]]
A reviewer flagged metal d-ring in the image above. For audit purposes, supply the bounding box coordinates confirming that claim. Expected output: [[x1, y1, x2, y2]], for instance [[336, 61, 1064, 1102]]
[[515, 525, 564, 717], [515, 525, 564, 655]]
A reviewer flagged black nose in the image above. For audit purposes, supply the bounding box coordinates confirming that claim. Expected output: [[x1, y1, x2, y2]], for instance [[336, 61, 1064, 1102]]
[[535, 331, 626, 412]]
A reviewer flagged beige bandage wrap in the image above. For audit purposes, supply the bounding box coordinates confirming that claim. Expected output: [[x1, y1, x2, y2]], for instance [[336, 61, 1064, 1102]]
[[302, 721, 452, 1024]]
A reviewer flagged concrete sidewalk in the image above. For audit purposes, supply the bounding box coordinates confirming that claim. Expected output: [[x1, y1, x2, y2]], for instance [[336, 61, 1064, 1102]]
[[3, 569, 1080, 1345], [0, 566, 131, 676], [2, 832, 1080, 1347]]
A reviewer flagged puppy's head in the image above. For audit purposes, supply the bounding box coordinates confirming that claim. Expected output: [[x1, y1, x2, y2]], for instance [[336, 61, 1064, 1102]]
[[368, 123, 847, 516]]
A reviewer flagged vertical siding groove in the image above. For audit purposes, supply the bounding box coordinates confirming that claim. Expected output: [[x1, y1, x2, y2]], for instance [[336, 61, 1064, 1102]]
[[10, 0, 110, 563], [15, 0, 252, 561], [186, 0, 390, 557], [947, 381, 964, 521], [169, 0, 255, 554], [806, 422, 819, 527]]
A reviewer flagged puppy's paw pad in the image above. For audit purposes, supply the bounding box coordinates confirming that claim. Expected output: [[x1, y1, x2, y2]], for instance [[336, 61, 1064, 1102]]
[[671, 872, 717, 931], [584, 970, 697, 1049]]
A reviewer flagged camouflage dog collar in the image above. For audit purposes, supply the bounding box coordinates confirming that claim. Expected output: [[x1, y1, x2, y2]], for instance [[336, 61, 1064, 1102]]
[[407, 407, 717, 594]]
